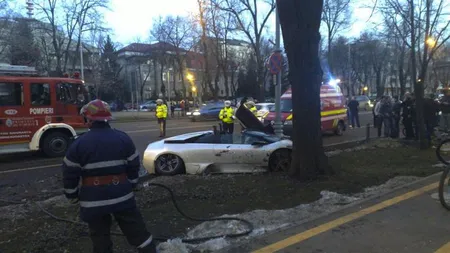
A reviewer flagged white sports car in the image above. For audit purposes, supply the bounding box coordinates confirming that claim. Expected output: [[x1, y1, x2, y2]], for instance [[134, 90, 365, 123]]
[[142, 105, 292, 175]]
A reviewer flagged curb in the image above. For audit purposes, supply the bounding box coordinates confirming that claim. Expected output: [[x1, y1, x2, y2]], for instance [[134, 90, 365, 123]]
[[217, 170, 443, 253]]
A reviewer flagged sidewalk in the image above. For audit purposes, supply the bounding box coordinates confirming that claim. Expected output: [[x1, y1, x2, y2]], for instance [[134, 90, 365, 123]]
[[222, 173, 450, 253]]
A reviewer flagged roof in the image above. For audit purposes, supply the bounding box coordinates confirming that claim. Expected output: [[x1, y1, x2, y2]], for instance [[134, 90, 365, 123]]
[[117, 42, 185, 54]]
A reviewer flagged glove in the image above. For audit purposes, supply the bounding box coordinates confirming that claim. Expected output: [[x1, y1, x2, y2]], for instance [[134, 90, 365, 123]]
[[231, 115, 236, 120], [69, 198, 79, 205]]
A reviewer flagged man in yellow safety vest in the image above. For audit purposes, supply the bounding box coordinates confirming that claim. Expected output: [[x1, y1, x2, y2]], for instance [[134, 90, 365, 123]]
[[219, 100, 235, 134], [156, 99, 168, 137], [245, 100, 258, 116]]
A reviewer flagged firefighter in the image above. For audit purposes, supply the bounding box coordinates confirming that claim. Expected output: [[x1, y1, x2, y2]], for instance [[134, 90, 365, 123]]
[[219, 100, 235, 134], [155, 99, 168, 137], [246, 100, 258, 116], [62, 99, 157, 253]]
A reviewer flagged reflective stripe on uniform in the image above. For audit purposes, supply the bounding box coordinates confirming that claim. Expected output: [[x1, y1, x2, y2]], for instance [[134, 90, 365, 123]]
[[63, 157, 81, 168], [83, 160, 128, 170], [79, 192, 134, 208], [138, 235, 153, 249], [127, 150, 139, 161], [128, 178, 139, 184], [64, 187, 78, 194]]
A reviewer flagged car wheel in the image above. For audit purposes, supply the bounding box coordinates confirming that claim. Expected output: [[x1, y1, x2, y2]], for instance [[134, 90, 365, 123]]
[[42, 132, 70, 157], [269, 149, 291, 172], [334, 121, 345, 136], [155, 154, 185, 176]]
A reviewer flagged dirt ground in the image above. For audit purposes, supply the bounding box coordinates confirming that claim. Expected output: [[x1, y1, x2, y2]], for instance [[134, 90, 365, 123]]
[[0, 139, 443, 253]]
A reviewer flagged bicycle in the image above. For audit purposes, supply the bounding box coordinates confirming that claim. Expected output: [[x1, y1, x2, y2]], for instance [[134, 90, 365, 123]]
[[434, 128, 450, 209]]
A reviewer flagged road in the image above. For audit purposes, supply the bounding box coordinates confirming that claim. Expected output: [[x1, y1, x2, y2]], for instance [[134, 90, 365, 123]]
[[0, 112, 375, 186], [227, 173, 450, 253]]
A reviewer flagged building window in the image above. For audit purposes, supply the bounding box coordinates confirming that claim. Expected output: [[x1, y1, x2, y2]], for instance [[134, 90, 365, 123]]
[[30, 83, 51, 106], [0, 82, 23, 106]]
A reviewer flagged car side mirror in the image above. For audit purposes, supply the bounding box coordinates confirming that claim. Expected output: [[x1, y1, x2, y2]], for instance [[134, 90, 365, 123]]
[[251, 141, 268, 146]]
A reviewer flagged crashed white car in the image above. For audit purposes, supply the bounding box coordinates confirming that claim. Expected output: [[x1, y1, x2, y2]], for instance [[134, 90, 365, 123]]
[[142, 105, 292, 175]]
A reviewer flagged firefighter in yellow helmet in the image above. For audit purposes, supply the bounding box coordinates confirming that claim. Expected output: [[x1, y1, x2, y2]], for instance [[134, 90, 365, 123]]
[[246, 100, 258, 116], [219, 100, 235, 134], [155, 99, 168, 137]]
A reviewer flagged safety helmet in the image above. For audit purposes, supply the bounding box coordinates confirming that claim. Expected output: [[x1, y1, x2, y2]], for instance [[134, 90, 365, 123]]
[[80, 99, 113, 121], [224, 100, 231, 106], [246, 100, 255, 106], [156, 99, 163, 104]]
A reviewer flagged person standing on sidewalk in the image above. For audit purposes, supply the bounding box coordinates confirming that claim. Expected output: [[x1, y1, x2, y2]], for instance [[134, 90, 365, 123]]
[[392, 96, 402, 138], [374, 97, 383, 137], [347, 96, 360, 128], [379, 96, 393, 138], [402, 93, 415, 139], [440, 89, 450, 131], [155, 99, 168, 137], [62, 99, 157, 253]]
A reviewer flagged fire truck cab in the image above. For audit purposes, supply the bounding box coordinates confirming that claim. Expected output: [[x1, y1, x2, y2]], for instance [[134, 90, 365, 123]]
[[0, 64, 89, 157]]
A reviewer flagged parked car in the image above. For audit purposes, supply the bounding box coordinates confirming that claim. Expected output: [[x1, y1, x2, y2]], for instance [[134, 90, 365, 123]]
[[187, 102, 226, 122], [354, 95, 373, 111], [142, 104, 291, 175], [140, 100, 157, 111], [255, 103, 274, 121]]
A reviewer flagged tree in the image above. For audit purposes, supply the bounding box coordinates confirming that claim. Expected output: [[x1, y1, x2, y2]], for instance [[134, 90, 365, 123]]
[[8, 19, 40, 66], [33, 0, 108, 76], [328, 36, 352, 94], [155, 15, 196, 99], [381, 0, 450, 149], [213, 0, 276, 101], [321, 0, 351, 73], [98, 35, 123, 101], [277, 0, 332, 180]]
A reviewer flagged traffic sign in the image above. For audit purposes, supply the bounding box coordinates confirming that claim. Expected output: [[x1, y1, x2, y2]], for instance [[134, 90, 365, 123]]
[[268, 52, 283, 75]]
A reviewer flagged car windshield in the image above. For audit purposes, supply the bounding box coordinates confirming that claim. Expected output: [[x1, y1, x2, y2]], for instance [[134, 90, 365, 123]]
[[270, 99, 291, 112]]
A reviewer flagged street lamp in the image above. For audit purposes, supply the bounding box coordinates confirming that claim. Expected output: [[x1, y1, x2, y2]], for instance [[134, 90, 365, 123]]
[[191, 86, 197, 92], [186, 73, 194, 82], [426, 37, 436, 48], [363, 86, 368, 91]]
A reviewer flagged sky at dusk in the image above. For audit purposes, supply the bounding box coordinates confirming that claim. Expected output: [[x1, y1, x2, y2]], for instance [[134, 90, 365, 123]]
[[103, 0, 379, 46]]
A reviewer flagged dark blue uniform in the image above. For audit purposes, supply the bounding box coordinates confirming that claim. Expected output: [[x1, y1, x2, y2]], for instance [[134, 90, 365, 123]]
[[62, 122, 156, 253]]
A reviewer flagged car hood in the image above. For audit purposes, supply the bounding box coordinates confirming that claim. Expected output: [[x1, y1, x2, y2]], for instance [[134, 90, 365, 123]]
[[236, 104, 274, 134]]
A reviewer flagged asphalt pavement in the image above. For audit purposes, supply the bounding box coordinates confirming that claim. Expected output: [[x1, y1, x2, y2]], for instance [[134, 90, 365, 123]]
[[0, 112, 374, 186], [226, 173, 450, 253]]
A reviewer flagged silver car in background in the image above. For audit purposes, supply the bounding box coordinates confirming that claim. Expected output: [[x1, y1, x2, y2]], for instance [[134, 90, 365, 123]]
[[142, 104, 292, 175]]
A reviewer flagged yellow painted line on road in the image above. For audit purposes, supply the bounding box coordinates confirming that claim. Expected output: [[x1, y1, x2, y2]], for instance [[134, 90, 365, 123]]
[[435, 241, 450, 253], [252, 182, 439, 253]]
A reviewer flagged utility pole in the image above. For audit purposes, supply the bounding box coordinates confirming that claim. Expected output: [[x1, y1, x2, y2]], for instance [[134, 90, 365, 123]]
[[79, 25, 84, 80], [273, 6, 283, 137]]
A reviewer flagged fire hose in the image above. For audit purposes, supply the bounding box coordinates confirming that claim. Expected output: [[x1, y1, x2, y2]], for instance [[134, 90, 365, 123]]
[[1, 182, 254, 244]]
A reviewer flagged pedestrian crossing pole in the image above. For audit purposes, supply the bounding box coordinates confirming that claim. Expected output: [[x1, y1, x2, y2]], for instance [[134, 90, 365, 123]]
[[273, 6, 283, 137]]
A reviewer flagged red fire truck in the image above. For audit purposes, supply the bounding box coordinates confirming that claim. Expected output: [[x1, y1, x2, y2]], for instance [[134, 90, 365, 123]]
[[0, 65, 89, 157]]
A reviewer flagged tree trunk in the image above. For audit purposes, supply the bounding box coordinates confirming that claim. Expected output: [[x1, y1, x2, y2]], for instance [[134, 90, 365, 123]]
[[277, 0, 332, 180]]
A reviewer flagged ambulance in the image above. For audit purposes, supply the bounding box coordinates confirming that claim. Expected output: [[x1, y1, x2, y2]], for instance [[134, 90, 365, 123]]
[[264, 84, 347, 136], [0, 64, 89, 157]]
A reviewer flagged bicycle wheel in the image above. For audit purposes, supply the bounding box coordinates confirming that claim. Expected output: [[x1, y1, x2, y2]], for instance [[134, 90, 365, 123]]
[[436, 138, 450, 165], [439, 166, 450, 210]]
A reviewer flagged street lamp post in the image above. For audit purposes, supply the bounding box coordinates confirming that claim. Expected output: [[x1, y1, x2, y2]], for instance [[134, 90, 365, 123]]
[[273, 6, 283, 137]]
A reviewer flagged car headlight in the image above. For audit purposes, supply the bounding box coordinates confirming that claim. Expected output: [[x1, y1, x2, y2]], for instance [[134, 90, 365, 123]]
[[284, 120, 292, 125], [193, 111, 201, 116], [186, 112, 192, 116]]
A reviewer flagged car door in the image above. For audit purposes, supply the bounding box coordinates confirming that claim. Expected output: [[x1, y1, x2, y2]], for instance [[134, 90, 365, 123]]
[[213, 133, 269, 172]]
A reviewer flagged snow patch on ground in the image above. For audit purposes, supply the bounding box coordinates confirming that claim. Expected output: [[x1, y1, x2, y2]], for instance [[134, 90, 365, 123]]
[[157, 176, 421, 253]]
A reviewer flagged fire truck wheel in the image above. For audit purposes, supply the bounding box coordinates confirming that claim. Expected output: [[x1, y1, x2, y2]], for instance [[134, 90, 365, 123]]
[[42, 132, 70, 158], [334, 121, 345, 136]]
